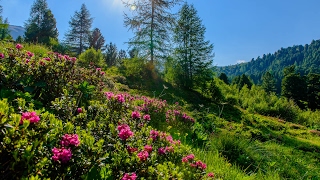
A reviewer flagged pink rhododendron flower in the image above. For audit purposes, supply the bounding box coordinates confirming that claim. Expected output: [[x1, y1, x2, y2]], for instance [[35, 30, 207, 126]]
[[182, 154, 195, 163], [122, 173, 137, 180], [52, 147, 72, 163], [39, 61, 45, 66], [96, 67, 101, 71], [70, 57, 77, 62], [127, 146, 138, 154], [208, 172, 214, 178], [20, 111, 40, 124], [27, 51, 34, 58], [25, 59, 30, 63], [150, 130, 159, 141], [0, 53, 4, 59], [77, 108, 83, 113], [60, 134, 80, 147], [105, 92, 114, 99], [137, 150, 149, 161], [131, 111, 141, 119], [116, 94, 125, 103], [100, 71, 105, 75], [158, 147, 166, 155], [144, 145, 152, 153], [43, 57, 51, 61], [143, 114, 151, 121], [117, 124, 134, 140], [165, 146, 174, 153], [16, 44, 23, 50]]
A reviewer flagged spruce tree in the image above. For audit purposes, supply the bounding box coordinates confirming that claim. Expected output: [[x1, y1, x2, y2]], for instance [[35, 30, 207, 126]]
[[173, 3, 214, 89], [89, 28, 105, 51], [65, 4, 93, 55], [104, 42, 118, 67], [306, 73, 320, 110], [123, 0, 181, 65], [262, 71, 276, 93], [219, 73, 229, 84], [24, 0, 58, 44]]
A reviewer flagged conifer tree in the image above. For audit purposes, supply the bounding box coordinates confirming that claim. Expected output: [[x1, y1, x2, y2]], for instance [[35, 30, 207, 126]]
[[89, 28, 105, 51], [123, 0, 181, 65], [65, 4, 93, 55], [219, 73, 229, 84], [307, 73, 320, 110], [104, 42, 118, 67], [24, 0, 58, 44], [262, 71, 276, 93], [173, 3, 214, 89]]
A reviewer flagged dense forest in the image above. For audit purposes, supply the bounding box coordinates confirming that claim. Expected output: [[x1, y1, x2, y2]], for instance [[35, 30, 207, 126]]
[[218, 39, 320, 92]]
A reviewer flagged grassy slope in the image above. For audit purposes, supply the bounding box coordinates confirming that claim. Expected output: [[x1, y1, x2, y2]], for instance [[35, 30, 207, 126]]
[[125, 81, 320, 179]]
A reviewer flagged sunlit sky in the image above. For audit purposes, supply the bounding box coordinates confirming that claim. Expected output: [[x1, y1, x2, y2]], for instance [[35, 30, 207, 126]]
[[2, 0, 320, 66]]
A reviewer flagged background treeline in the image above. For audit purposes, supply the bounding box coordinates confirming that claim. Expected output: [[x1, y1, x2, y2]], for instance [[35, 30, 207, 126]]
[[218, 39, 320, 93]]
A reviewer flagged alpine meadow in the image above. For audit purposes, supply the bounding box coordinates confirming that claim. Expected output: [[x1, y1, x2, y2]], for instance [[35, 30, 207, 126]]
[[1, 0, 320, 179]]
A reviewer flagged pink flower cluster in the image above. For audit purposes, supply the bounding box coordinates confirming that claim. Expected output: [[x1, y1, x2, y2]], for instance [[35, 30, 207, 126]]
[[54, 53, 77, 63], [26, 51, 34, 58], [20, 111, 40, 124], [137, 150, 149, 161], [104, 92, 126, 103], [0, 53, 4, 59], [118, 124, 134, 140], [143, 114, 151, 121], [122, 172, 137, 180], [16, 44, 23, 50], [52, 147, 72, 163], [182, 154, 206, 170], [207, 172, 214, 178], [150, 130, 159, 141], [131, 111, 141, 119], [165, 109, 195, 123], [60, 134, 80, 147], [144, 145, 152, 153], [190, 160, 207, 170], [127, 146, 138, 154]]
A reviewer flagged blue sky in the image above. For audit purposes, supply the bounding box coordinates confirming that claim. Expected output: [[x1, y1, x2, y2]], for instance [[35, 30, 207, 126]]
[[2, 0, 320, 66]]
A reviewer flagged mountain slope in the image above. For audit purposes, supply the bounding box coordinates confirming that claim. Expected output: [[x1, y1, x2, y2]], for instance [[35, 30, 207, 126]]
[[218, 39, 320, 89], [8, 25, 25, 40]]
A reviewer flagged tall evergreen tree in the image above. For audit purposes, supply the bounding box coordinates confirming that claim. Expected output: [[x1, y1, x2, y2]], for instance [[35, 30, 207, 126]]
[[173, 3, 214, 89], [89, 28, 105, 51], [0, 18, 11, 40], [104, 42, 118, 67], [123, 0, 181, 65], [282, 66, 307, 109], [65, 4, 93, 55], [306, 73, 320, 110], [262, 71, 276, 93], [24, 0, 58, 44], [218, 73, 229, 84]]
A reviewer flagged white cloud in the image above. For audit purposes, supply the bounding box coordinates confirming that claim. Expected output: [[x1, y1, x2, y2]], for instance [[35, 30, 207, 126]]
[[237, 60, 246, 64]]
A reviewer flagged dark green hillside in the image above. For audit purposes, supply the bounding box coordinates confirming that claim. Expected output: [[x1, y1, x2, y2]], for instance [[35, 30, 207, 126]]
[[218, 39, 320, 92]]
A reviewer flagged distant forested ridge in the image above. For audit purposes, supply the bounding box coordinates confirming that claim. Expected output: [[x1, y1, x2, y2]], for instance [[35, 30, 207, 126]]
[[218, 39, 320, 93]]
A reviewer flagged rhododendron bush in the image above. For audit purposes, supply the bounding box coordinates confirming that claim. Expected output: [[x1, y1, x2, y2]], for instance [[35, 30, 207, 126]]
[[0, 43, 214, 179]]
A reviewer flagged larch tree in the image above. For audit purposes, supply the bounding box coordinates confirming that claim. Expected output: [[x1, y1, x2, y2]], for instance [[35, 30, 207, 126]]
[[173, 3, 214, 89], [24, 0, 58, 45], [89, 28, 105, 51], [65, 4, 93, 55], [123, 0, 182, 65]]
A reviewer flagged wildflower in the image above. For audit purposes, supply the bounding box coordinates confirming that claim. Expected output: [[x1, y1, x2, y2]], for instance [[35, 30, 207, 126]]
[[16, 44, 23, 50], [116, 94, 125, 103], [25, 59, 30, 63], [60, 134, 80, 147], [39, 61, 45, 66], [182, 154, 195, 163], [26, 51, 34, 58], [143, 114, 151, 121], [196, 160, 207, 169], [118, 124, 134, 140], [20, 111, 40, 124], [122, 173, 137, 180], [150, 130, 159, 141], [144, 145, 152, 153], [0, 53, 5, 59], [70, 57, 77, 62], [127, 146, 138, 154], [208, 172, 214, 178], [158, 147, 166, 155], [43, 57, 51, 61], [96, 67, 101, 71], [77, 108, 83, 113], [166, 135, 174, 143], [137, 150, 149, 161], [100, 71, 105, 75], [105, 92, 114, 99], [165, 146, 174, 153], [131, 111, 141, 119], [52, 147, 72, 163]]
